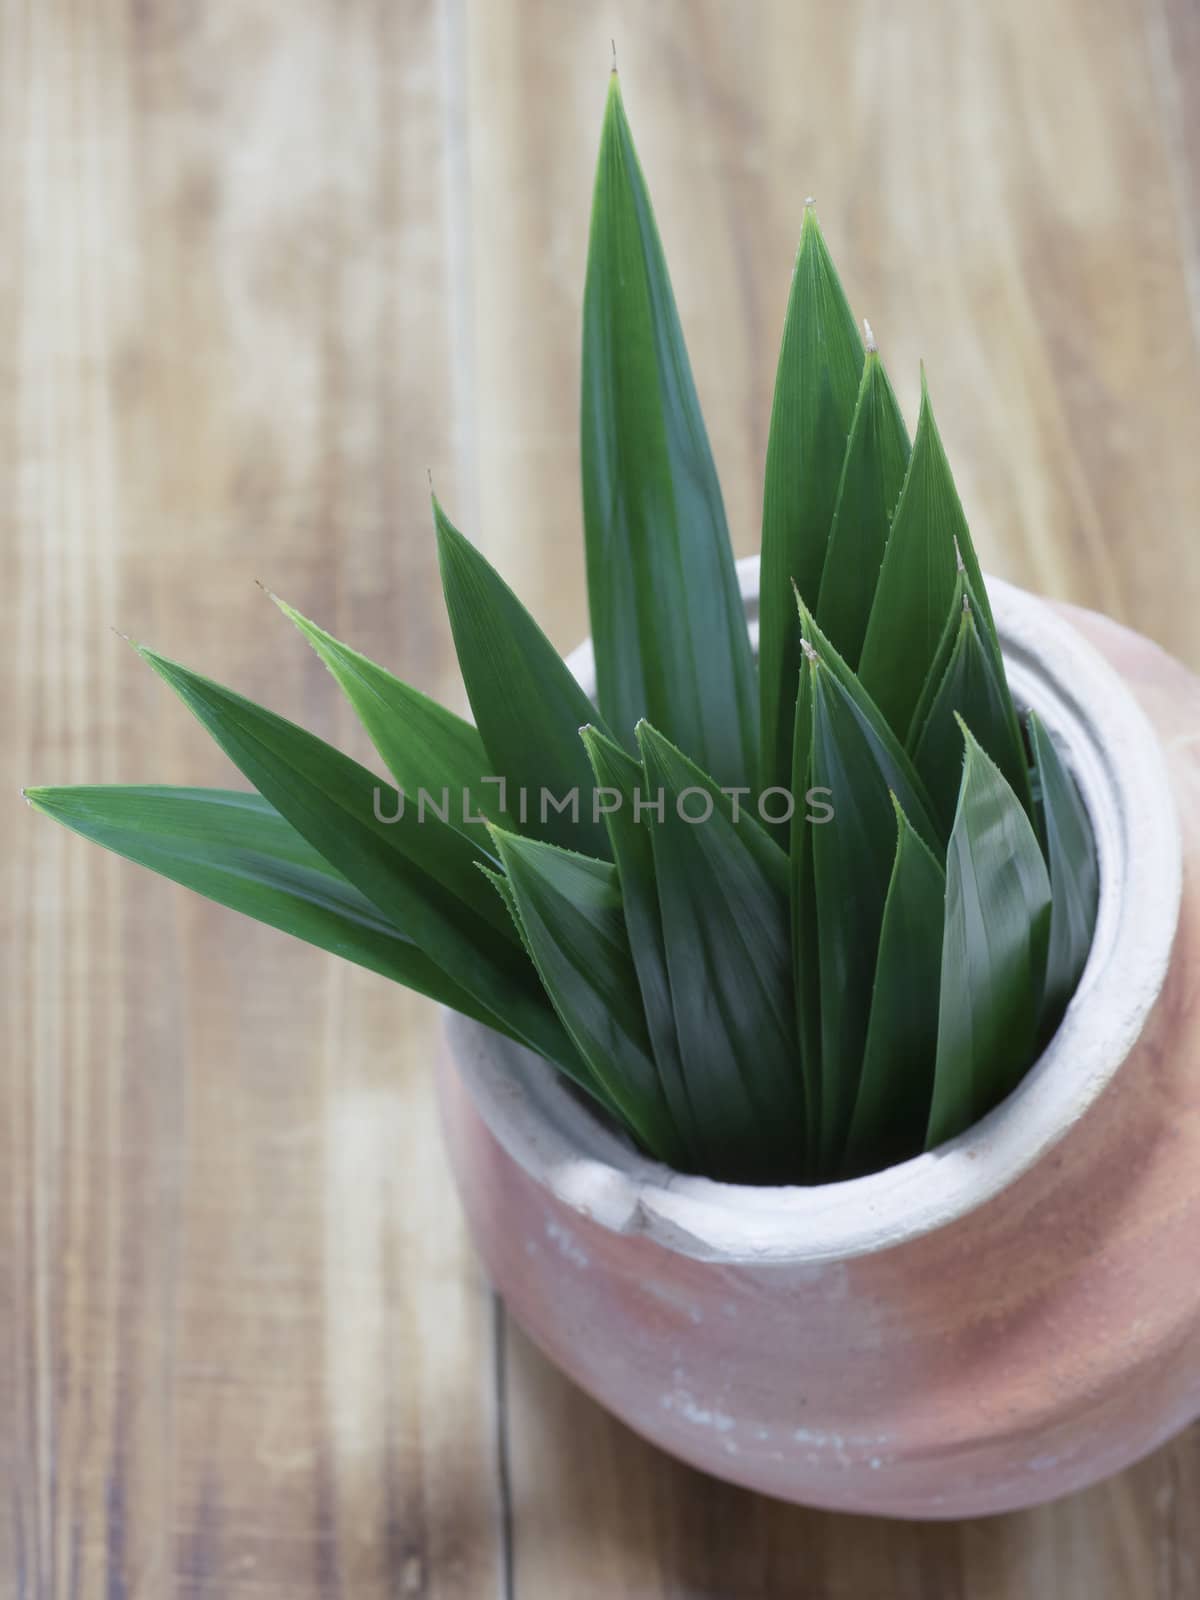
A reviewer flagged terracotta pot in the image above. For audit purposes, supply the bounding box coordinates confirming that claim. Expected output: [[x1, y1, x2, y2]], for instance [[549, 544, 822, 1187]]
[[437, 558, 1200, 1519]]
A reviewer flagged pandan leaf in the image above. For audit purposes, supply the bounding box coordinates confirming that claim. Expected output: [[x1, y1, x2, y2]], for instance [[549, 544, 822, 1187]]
[[636, 722, 802, 1181], [581, 73, 756, 790], [477, 860, 626, 1124], [788, 656, 823, 1166], [797, 595, 941, 853], [926, 725, 1052, 1149], [488, 828, 686, 1165], [136, 647, 579, 1072], [858, 372, 995, 741], [815, 343, 911, 667], [580, 725, 700, 1168], [759, 204, 865, 793], [841, 797, 945, 1178], [904, 564, 968, 756], [807, 648, 920, 1175], [912, 592, 1033, 832], [477, 860, 526, 951], [433, 497, 613, 859], [272, 594, 495, 849], [23, 785, 506, 1028], [1028, 711, 1099, 1034]]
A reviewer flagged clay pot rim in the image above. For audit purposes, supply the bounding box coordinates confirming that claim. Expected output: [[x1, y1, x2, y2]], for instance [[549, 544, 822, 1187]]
[[445, 557, 1182, 1264]]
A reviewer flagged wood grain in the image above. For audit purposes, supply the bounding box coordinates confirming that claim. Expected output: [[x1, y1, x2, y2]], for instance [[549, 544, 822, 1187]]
[[4, 0, 1199, 1595]]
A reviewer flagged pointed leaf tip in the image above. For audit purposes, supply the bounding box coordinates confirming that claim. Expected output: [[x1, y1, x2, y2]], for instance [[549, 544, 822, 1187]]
[[582, 73, 756, 788], [927, 724, 1051, 1148], [759, 202, 864, 788]]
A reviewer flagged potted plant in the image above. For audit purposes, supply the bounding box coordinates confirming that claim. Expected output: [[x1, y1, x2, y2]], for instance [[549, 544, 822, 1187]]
[[25, 72, 1197, 1517]]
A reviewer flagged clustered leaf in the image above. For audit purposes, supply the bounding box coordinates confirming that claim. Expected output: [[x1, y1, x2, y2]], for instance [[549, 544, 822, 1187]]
[[26, 71, 1099, 1186]]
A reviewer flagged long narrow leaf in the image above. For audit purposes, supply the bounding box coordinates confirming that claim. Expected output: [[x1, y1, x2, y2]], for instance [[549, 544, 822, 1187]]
[[580, 725, 700, 1167], [789, 657, 823, 1167], [434, 497, 613, 858], [272, 594, 495, 849], [581, 73, 756, 790], [637, 722, 802, 1182], [808, 649, 914, 1175], [904, 564, 968, 753], [476, 859, 630, 1123], [489, 828, 686, 1165], [841, 798, 945, 1177], [759, 205, 864, 792], [912, 593, 1033, 832], [1028, 711, 1098, 1035], [797, 596, 941, 853], [137, 647, 580, 1071], [23, 785, 505, 1028], [815, 344, 911, 667], [858, 372, 995, 741], [926, 725, 1052, 1148]]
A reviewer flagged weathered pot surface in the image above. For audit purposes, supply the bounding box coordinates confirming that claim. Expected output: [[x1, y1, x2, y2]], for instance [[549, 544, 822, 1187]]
[[438, 558, 1200, 1518]]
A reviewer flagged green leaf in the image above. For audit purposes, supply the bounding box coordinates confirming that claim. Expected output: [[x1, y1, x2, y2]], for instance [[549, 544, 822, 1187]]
[[488, 828, 686, 1165], [433, 497, 613, 858], [858, 372, 995, 741], [788, 655, 823, 1168], [1028, 711, 1098, 1036], [815, 346, 911, 668], [580, 725, 700, 1168], [797, 595, 941, 853], [926, 725, 1052, 1149], [23, 785, 505, 1028], [137, 646, 579, 1072], [476, 858, 631, 1125], [581, 73, 756, 790], [759, 204, 865, 792], [912, 592, 1033, 833], [808, 650, 918, 1175], [790, 599, 939, 1173], [272, 594, 494, 850], [637, 721, 803, 1183], [841, 797, 945, 1177], [904, 564, 968, 754]]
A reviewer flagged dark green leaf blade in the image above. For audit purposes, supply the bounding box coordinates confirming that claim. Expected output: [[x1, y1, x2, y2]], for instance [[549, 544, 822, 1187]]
[[581, 73, 756, 789], [926, 725, 1053, 1149], [815, 345, 911, 668], [841, 797, 945, 1178], [580, 725, 700, 1168], [912, 593, 1033, 833], [637, 722, 803, 1183], [488, 828, 686, 1166], [789, 655, 823, 1171], [477, 859, 629, 1125], [797, 596, 941, 854], [858, 372, 995, 741], [1028, 711, 1098, 1035], [273, 594, 494, 849], [136, 646, 580, 1072], [904, 565, 968, 755], [808, 650, 915, 1176], [434, 497, 612, 858], [759, 204, 865, 792], [23, 785, 505, 1026]]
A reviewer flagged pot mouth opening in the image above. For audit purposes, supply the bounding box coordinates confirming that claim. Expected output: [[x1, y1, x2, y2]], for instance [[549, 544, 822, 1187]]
[[445, 556, 1182, 1264]]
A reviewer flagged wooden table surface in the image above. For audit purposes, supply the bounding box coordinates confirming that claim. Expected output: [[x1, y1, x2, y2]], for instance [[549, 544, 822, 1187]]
[[6, 2, 1200, 1595]]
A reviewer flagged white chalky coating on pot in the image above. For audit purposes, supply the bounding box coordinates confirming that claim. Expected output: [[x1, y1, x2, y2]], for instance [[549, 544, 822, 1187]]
[[661, 1389, 736, 1433], [544, 1218, 588, 1268], [638, 1278, 703, 1322]]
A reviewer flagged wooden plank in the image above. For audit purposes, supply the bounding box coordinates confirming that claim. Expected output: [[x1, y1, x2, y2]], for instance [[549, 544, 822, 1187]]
[[3, 4, 502, 1596]]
